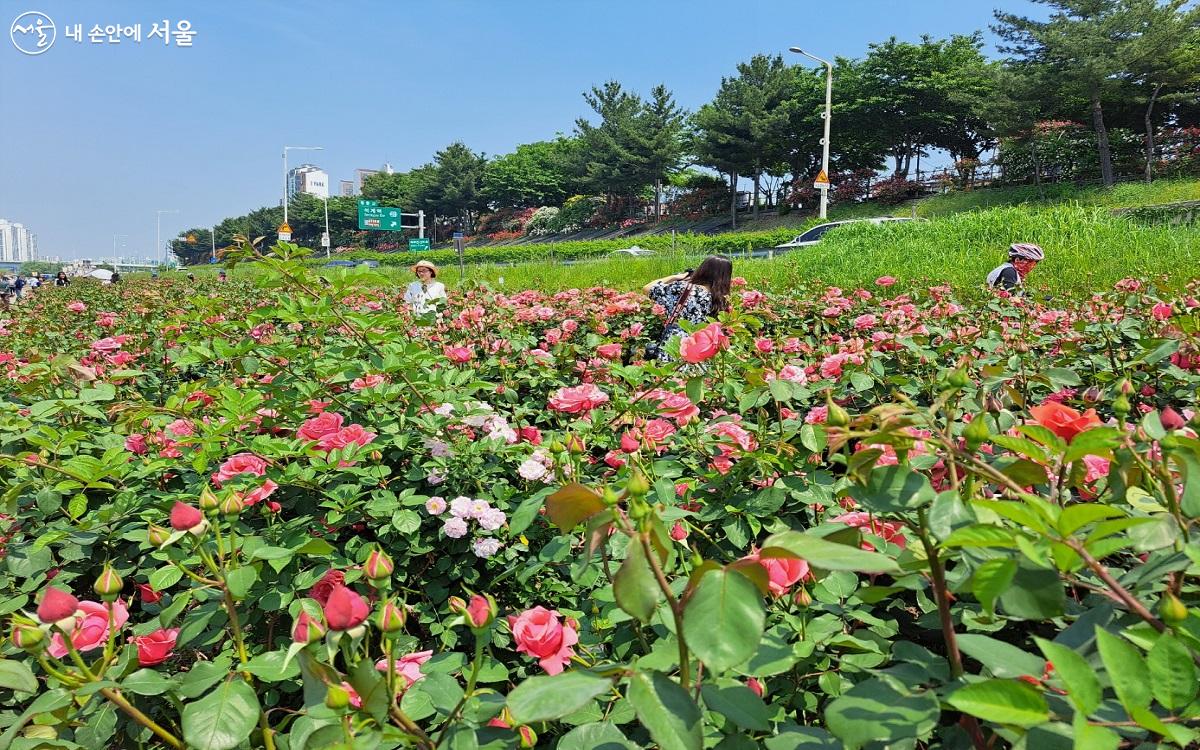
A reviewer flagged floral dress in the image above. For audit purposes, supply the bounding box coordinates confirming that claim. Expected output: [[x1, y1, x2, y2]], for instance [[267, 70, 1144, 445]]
[[649, 280, 713, 361]]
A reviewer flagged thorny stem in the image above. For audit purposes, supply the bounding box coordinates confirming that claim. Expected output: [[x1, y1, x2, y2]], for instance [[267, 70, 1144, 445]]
[[639, 531, 690, 690]]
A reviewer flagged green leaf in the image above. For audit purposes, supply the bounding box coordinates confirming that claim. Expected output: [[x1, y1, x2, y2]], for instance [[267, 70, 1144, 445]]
[[1094, 628, 1151, 716], [1034, 638, 1101, 715], [700, 681, 771, 731], [998, 563, 1064, 620], [971, 559, 1017, 616], [123, 668, 175, 696], [956, 634, 1045, 679], [947, 679, 1049, 728], [627, 671, 702, 750], [942, 524, 1018, 548], [509, 488, 554, 536], [242, 649, 301, 682], [0, 659, 38, 693], [1147, 633, 1197, 711], [761, 530, 898, 573], [181, 678, 261, 750], [149, 565, 184, 592], [224, 567, 258, 600], [1072, 713, 1120, 750], [613, 539, 663, 624], [1172, 452, 1200, 519], [824, 676, 940, 748], [557, 722, 636, 750], [1057, 504, 1124, 537], [682, 568, 765, 673], [847, 465, 935, 513], [1064, 427, 1123, 463], [507, 671, 613, 724]]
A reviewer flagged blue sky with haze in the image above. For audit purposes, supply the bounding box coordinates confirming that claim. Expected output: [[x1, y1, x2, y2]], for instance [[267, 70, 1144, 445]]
[[1, 0, 1043, 259]]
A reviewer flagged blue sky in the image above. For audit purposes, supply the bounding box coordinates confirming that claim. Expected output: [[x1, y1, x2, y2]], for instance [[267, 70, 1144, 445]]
[[0, 0, 1043, 260]]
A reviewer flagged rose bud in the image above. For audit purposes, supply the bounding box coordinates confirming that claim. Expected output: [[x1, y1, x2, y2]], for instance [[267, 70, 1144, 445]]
[[451, 593, 496, 630], [147, 524, 171, 548], [292, 611, 326, 644], [369, 450, 382, 462], [1082, 386, 1102, 404], [745, 677, 764, 698], [1161, 407, 1187, 432], [219, 494, 244, 517], [1160, 592, 1189, 628], [169, 502, 206, 535], [198, 486, 220, 513], [793, 587, 813, 608], [37, 586, 79, 626], [1118, 378, 1134, 395], [325, 683, 351, 711], [363, 548, 394, 583], [626, 471, 650, 497], [376, 599, 406, 633], [11, 621, 45, 652], [565, 435, 585, 454], [323, 585, 370, 632], [93, 566, 123, 602], [518, 725, 537, 748]]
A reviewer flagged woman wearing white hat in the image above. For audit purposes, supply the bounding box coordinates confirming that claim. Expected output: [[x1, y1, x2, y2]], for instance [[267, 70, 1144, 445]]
[[405, 260, 447, 315]]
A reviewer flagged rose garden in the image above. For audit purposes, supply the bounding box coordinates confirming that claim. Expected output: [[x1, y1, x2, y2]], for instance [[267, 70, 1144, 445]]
[[1, 237, 1199, 750]]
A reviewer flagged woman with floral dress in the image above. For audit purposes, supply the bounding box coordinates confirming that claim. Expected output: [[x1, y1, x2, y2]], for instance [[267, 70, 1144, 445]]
[[643, 255, 732, 361]]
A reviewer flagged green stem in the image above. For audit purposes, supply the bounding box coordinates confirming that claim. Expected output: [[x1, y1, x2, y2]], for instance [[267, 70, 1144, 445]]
[[640, 531, 690, 690]]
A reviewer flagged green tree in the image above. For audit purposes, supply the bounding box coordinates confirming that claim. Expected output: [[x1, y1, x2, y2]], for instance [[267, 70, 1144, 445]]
[[481, 137, 583, 209], [994, 0, 1199, 187], [575, 81, 649, 208], [427, 142, 488, 231], [627, 85, 688, 219]]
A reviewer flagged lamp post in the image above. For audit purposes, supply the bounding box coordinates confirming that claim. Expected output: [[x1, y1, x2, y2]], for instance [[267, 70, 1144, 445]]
[[789, 47, 833, 219], [211, 227, 218, 262], [282, 145, 323, 240], [322, 194, 331, 258], [112, 234, 127, 270], [155, 210, 178, 268]]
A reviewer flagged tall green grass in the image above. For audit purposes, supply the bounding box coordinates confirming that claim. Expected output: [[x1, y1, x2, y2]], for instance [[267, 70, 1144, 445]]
[[445, 204, 1199, 296]]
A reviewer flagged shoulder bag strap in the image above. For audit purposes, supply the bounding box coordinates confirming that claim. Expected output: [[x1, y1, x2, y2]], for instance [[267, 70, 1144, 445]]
[[662, 283, 693, 330]]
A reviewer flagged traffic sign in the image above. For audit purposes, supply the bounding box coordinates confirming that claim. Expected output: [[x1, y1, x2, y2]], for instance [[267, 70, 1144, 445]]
[[408, 238, 431, 251], [452, 231, 464, 240], [358, 200, 404, 231], [813, 169, 830, 188]]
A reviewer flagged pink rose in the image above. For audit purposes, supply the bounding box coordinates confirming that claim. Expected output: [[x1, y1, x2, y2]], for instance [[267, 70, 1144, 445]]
[[375, 650, 433, 688], [48, 599, 129, 658], [1151, 302, 1172, 320], [317, 424, 376, 452], [875, 276, 897, 287], [243, 479, 278, 506], [547, 384, 609, 414], [132, 628, 179, 666], [679, 323, 730, 364], [215, 452, 268, 484], [444, 346, 474, 364], [742, 550, 809, 597], [124, 434, 148, 455], [67, 301, 87, 313], [508, 606, 578, 675], [833, 512, 907, 551], [298, 412, 344, 443], [350, 374, 386, 391], [596, 343, 622, 360]]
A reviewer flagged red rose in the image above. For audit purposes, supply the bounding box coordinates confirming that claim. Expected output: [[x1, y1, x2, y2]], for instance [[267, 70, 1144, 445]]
[[309, 570, 345, 606], [132, 628, 178, 666], [136, 584, 162, 604], [323, 585, 370, 631]]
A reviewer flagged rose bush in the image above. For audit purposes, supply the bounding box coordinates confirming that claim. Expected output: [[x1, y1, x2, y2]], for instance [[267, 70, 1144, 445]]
[[0, 239, 1197, 748]]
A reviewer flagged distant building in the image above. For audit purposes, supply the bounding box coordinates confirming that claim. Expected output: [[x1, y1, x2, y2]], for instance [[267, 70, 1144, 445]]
[[339, 180, 355, 197], [355, 162, 394, 193], [0, 219, 37, 262], [287, 164, 329, 200]]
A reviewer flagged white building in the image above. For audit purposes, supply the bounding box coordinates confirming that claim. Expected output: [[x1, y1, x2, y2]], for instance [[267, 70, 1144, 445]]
[[339, 179, 355, 197], [287, 164, 329, 200], [0, 219, 37, 262]]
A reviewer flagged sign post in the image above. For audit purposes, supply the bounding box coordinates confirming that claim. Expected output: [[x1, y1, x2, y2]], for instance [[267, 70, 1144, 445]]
[[454, 231, 465, 278], [358, 200, 426, 236], [408, 238, 431, 251]]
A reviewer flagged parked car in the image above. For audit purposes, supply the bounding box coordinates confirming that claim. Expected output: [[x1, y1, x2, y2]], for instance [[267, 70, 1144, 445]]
[[324, 260, 379, 268], [609, 245, 656, 257], [774, 217, 919, 249]]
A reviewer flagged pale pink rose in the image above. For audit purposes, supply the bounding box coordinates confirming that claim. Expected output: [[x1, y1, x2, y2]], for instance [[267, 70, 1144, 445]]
[[215, 452, 268, 483], [547, 383, 609, 414], [48, 599, 129, 658], [375, 650, 433, 688]]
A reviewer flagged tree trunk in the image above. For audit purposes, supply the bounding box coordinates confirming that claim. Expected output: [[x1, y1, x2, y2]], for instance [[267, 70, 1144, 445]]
[[655, 179, 662, 220], [730, 171, 738, 229], [1090, 88, 1115, 187], [752, 172, 760, 221], [1145, 82, 1164, 184]]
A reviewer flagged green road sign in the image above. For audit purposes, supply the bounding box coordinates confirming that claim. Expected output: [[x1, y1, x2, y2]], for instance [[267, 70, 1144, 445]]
[[358, 199, 403, 231], [408, 238, 431, 251]]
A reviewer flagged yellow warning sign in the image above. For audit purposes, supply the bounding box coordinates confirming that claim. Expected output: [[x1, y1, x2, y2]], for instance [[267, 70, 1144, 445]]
[[813, 169, 830, 188]]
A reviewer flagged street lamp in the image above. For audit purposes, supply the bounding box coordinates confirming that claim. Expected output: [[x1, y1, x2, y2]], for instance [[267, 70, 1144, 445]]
[[282, 145, 323, 240], [155, 210, 179, 268], [112, 234, 128, 269], [322, 194, 331, 258], [789, 47, 833, 219]]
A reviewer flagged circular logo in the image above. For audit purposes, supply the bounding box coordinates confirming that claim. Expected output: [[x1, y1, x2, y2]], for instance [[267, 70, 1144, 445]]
[[10, 11, 55, 55]]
